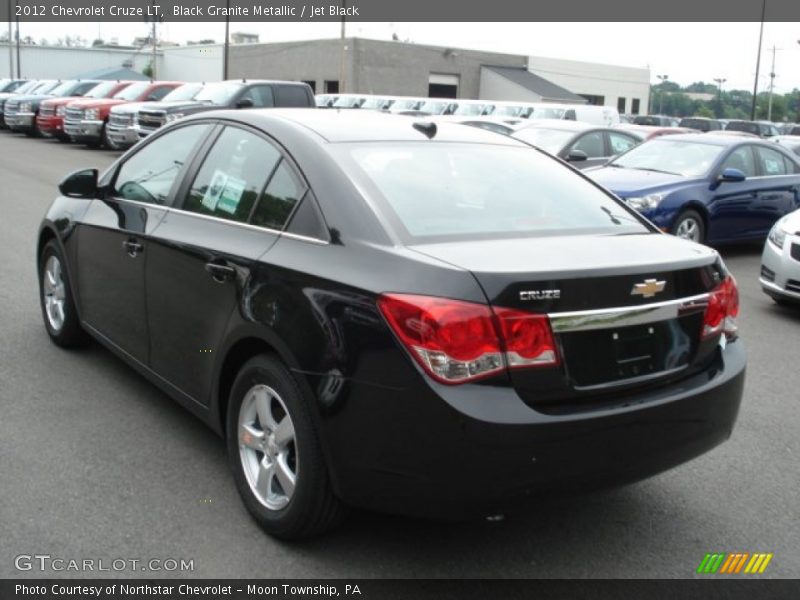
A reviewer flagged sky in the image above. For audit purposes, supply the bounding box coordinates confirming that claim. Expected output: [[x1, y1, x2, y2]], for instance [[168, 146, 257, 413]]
[[9, 21, 800, 93]]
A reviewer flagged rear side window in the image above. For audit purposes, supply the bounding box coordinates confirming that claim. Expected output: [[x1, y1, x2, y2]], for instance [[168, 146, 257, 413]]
[[182, 127, 281, 223], [343, 142, 649, 241], [113, 123, 210, 205], [756, 146, 788, 176], [251, 161, 305, 229], [275, 85, 313, 107]]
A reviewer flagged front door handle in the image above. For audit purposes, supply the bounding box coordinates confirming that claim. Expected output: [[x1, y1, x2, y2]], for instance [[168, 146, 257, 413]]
[[205, 261, 236, 283], [122, 239, 144, 257]]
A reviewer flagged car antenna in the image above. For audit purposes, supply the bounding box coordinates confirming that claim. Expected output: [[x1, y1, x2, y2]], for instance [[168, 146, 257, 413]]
[[413, 121, 437, 139]]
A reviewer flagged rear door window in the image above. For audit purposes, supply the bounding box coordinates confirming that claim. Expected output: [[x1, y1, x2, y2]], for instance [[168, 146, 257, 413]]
[[755, 146, 789, 176], [181, 126, 281, 222], [251, 161, 306, 230]]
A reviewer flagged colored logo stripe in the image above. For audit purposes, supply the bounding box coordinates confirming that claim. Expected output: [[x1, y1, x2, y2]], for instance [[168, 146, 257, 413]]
[[697, 553, 773, 574]]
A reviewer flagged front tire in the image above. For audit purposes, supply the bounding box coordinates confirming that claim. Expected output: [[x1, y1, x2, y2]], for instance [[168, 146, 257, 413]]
[[38, 239, 87, 347], [672, 209, 705, 243], [226, 354, 345, 539]]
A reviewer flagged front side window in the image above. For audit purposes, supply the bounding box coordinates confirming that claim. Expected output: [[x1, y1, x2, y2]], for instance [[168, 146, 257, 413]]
[[182, 127, 280, 223], [113, 124, 210, 205], [240, 85, 275, 108], [720, 146, 757, 177], [341, 142, 649, 241], [570, 132, 605, 157]]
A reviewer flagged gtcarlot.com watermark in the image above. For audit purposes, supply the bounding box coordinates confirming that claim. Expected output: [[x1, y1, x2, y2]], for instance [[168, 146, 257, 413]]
[[14, 554, 194, 573]]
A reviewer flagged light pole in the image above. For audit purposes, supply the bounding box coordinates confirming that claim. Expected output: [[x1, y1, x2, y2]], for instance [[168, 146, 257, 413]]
[[657, 74, 669, 115], [714, 77, 726, 117], [751, 0, 766, 120]]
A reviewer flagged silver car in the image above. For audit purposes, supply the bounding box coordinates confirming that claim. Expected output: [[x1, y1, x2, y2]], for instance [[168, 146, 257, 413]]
[[761, 208, 800, 305]]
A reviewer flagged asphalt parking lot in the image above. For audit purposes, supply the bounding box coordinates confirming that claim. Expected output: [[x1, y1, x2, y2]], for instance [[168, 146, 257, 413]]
[[1, 132, 798, 579]]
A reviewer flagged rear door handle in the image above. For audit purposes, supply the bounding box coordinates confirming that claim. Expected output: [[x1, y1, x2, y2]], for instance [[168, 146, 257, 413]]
[[205, 261, 236, 283], [122, 239, 143, 257]]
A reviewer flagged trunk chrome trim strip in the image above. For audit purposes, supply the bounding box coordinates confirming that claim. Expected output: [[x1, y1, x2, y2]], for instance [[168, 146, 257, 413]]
[[548, 293, 710, 333]]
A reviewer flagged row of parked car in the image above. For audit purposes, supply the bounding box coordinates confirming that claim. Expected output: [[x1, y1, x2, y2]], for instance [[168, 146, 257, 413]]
[[0, 77, 315, 149], [629, 113, 800, 137]]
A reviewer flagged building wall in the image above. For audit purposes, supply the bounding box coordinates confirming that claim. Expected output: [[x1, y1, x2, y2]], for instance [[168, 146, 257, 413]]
[[0, 43, 152, 79], [527, 55, 650, 114], [228, 38, 526, 98], [478, 67, 543, 102], [159, 44, 224, 82]]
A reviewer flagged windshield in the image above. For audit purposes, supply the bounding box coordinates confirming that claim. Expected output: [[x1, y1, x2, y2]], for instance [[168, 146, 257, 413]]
[[454, 103, 489, 116], [390, 99, 421, 112], [333, 96, 364, 108], [193, 82, 243, 104], [11, 80, 38, 94], [84, 81, 121, 98], [32, 81, 60, 95], [494, 105, 523, 117], [162, 83, 203, 101], [113, 82, 151, 101], [532, 107, 565, 120], [341, 142, 647, 241], [609, 139, 724, 177], [419, 101, 450, 115], [48, 81, 77, 96], [512, 127, 575, 154], [361, 97, 389, 110]]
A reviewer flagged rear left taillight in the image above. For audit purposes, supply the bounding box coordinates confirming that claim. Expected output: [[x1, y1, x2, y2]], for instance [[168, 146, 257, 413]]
[[702, 275, 739, 341], [377, 293, 559, 384]]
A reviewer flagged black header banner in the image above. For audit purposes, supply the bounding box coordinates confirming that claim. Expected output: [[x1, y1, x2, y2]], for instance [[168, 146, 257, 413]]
[[1, 0, 800, 22]]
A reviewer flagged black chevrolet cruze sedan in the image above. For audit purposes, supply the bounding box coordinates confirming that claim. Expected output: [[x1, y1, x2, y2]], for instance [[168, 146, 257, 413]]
[[37, 109, 746, 539]]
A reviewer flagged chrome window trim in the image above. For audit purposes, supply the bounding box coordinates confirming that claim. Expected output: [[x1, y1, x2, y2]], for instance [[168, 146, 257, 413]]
[[548, 293, 710, 333]]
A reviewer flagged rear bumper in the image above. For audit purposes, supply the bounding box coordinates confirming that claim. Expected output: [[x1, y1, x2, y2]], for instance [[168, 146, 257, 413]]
[[321, 342, 746, 519]]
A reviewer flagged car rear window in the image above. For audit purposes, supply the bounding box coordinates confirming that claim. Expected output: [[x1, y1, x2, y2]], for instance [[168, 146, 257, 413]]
[[340, 142, 648, 242], [727, 122, 759, 135]]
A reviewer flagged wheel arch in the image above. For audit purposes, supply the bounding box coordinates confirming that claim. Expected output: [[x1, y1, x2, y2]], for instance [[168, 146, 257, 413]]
[[672, 201, 709, 237]]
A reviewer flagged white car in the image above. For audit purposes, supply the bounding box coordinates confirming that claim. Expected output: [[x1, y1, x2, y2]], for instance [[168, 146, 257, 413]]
[[761, 209, 800, 305]]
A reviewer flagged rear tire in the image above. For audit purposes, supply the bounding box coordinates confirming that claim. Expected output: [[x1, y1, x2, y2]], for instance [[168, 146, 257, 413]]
[[38, 239, 87, 348], [226, 354, 346, 539], [671, 209, 705, 243]]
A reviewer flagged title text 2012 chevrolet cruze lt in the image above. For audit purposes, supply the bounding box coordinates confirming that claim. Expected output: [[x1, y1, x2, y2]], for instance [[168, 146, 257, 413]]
[[37, 110, 745, 539]]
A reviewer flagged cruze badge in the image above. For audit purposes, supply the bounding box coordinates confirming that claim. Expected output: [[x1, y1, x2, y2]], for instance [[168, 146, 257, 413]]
[[520, 289, 561, 301], [631, 279, 666, 298]]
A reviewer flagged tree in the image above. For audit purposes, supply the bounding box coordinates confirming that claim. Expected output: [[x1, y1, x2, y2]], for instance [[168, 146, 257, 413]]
[[142, 61, 154, 78], [92, 39, 105, 47], [695, 105, 715, 118]]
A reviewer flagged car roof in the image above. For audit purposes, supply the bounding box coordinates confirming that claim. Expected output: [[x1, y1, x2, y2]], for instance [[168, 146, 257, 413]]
[[206, 108, 531, 144]]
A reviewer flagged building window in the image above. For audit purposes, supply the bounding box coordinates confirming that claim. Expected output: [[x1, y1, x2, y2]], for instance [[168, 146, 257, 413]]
[[631, 99, 641, 115], [324, 80, 339, 94], [617, 97, 626, 113], [428, 73, 459, 99], [580, 94, 605, 106], [302, 80, 316, 93]]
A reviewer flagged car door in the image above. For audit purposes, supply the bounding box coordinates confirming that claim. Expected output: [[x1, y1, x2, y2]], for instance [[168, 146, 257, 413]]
[[751, 145, 800, 236], [705, 145, 762, 242], [145, 123, 306, 405], [75, 122, 212, 362]]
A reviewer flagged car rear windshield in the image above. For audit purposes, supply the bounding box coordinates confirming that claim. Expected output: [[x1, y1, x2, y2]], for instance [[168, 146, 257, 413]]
[[726, 121, 760, 135], [113, 82, 151, 101], [340, 142, 649, 242], [162, 83, 203, 101], [609, 139, 724, 177], [680, 119, 712, 131]]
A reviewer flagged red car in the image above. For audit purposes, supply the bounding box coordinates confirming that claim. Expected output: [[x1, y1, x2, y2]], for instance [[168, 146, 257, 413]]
[[63, 80, 181, 147], [37, 80, 134, 141], [613, 124, 695, 141]]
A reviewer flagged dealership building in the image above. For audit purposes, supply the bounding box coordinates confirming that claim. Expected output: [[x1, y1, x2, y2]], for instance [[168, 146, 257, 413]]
[[1, 37, 651, 114]]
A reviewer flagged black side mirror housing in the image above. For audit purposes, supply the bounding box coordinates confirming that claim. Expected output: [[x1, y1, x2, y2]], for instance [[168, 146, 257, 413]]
[[567, 149, 589, 162], [59, 169, 99, 198], [236, 98, 255, 109]]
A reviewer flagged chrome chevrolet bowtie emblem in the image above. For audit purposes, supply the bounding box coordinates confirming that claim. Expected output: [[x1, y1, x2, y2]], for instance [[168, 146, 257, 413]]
[[631, 278, 666, 298]]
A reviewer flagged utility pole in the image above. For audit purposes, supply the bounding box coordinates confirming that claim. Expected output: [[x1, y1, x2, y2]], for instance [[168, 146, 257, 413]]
[[223, 0, 230, 79], [750, 0, 765, 121], [766, 45, 780, 122], [7, 0, 13, 77], [151, 0, 157, 79], [657, 74, 669, 115], [338, 0, 346, 93], [14, 0, 20, 77]]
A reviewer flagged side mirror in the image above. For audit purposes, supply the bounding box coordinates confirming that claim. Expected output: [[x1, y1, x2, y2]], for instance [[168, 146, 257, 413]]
[[718, 167, 746, 183], [58, 168, 98, 198], [236, 97, 254, 109], [566, 149, 588, 162]]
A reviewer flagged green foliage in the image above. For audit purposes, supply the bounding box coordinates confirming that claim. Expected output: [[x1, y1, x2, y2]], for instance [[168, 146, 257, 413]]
[[142, 62, 154, 78]]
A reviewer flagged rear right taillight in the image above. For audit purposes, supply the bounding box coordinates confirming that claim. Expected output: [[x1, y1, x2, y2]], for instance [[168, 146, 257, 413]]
[[702, 275, 739, 341], [377, 293, 559, 384]]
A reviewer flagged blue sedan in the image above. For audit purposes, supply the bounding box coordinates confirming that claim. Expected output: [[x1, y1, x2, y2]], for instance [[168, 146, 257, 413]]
[[586, 134, 800, 244]]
